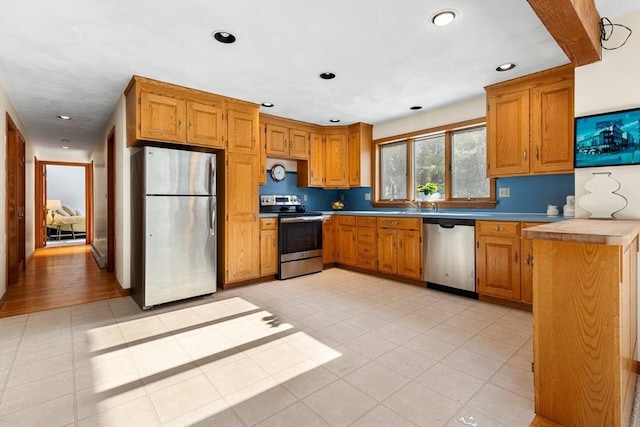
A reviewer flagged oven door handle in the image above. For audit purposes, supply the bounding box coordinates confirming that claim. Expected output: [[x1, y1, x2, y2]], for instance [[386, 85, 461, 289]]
[[280, 216, 324, 223]]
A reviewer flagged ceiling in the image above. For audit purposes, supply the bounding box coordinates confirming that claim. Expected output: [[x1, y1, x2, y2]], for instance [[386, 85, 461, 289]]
[[0, 1, 638, 154]]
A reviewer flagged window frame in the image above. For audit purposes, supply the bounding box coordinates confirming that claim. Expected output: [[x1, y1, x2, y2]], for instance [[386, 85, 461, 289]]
[[373, 117, 496, 209]]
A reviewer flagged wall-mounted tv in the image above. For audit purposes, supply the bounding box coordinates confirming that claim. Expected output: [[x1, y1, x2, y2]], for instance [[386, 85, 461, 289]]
[[574, 107, 640, 168]]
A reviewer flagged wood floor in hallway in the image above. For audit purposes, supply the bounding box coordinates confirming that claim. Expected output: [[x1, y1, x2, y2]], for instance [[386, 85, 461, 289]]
[[0, 245, 124, 318]]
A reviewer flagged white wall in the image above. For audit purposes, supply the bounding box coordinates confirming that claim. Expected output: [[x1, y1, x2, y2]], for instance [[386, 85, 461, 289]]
[[574, 10, 640, 219], [0, 80, 34, 300], [93, 96, 130, 289], [372, 95, 486, 139], [47, 165, 85, 211]]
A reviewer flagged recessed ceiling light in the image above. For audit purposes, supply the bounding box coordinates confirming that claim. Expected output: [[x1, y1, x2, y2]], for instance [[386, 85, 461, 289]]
[[431, 10, 457, 27], [410, 106, 423, 110], [61, 146, 70, 149], [319, 72, 336, 80], [496, 62, 516, 72], [57, 115, 71, 120], [329, 118, 340, 123], [261, 102, 274, 107], [212, 31, 236, 44]]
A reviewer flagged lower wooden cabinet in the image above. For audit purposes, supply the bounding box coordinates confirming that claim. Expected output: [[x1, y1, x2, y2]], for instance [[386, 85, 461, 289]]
[[322, 215, 336, 264], [377, 217, 422, 280], [476, 220, 543, 305], [336, 216, 356, 266], [356, 216, 377, 270], [259, 218, 277, 276], [525, 222, 638, 427]]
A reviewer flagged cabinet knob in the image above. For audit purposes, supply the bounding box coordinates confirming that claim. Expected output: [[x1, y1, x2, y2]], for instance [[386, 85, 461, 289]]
[[535, 146, 539, 160]]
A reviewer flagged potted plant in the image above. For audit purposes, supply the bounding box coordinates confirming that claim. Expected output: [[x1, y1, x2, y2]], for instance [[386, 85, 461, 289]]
[[417, 182, 439, 200]]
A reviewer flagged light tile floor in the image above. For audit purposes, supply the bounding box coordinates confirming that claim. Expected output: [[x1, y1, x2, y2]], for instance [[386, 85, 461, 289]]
[[0, 269, 537, 426]]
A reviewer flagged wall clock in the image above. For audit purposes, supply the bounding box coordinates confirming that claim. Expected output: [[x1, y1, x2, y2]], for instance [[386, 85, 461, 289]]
[[270, 164, 286, 182]]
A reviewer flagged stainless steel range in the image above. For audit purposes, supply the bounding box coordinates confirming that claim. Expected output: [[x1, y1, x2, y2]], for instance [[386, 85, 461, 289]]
[[260, 195, 323, 280]]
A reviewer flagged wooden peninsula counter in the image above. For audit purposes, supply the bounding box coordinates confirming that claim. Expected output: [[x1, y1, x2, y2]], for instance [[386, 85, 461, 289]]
[[522, 219, 640, 427]]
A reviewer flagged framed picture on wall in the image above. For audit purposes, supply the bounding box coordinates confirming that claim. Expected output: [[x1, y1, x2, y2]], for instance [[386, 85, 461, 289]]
[[574, 107, 640, 168]]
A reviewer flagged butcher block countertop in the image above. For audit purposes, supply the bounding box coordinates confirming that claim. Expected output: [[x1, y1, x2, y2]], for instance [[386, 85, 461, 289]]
[[521, 218, 640, 245]]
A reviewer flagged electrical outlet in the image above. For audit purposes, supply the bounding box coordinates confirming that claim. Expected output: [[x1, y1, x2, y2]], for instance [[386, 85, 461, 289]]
[[364, 192, 371, 201], [303, 194, 308, 201], [340, 194, 345, 201], [499, 187, 511, 197]]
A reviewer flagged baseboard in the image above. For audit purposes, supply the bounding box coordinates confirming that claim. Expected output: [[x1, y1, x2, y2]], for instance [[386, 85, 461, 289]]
[[90, 243, 107, 268], [114, 278, 130, 296], [0, 291, 7, 312]]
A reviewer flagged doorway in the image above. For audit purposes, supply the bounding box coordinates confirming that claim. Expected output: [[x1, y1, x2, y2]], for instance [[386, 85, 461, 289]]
[[35, 161, 93, 249], [5, 114, 26, 286]]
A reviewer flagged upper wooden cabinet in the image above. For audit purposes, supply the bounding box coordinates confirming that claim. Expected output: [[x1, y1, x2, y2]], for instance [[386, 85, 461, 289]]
[[227, 102, 259, 155], [186, 99, 225, 148], [324, 129, 349, 188], [125, 76, 257, 151], [261, 115, 310, 160], [486, 65, 574, 177], [258, 122, 267, 185], [348, 123, 373, 187]]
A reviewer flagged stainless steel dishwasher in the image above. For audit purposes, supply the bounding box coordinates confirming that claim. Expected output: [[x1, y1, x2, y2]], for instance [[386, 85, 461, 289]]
[[423, 218, 477, 298]]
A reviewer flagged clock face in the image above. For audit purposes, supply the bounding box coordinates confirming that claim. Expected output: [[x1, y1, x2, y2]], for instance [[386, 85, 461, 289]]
[[270, 164, 286, 182]]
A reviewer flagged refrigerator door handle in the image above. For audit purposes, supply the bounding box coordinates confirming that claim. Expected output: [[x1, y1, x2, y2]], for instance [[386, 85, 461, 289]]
[[209, 196, 216, 236], [209, 157, 216, 196]]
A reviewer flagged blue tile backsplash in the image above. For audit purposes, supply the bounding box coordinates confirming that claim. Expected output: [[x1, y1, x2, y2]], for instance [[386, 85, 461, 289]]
[[260, 171, 575, 214]]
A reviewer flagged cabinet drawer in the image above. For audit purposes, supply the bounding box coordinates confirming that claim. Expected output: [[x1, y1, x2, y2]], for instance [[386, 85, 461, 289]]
[[358, 244, 377, 258], [337, 216, 356, 226], [357, 216, 377, 227], [322, 215, 333, 225], [357, 227, 376, 244], [378, 217, 420, 230], [357, 256, 377, 270], [477, 220, 520, 236], [260, 218, 277, 230]]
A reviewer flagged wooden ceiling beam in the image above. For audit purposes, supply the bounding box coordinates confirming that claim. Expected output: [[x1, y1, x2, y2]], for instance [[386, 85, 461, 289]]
[[527, 0, 602, 66]]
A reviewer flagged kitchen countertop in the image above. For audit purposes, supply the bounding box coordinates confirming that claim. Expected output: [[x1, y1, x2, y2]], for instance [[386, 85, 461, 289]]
[[521, 218, 640, 245], [319, 210, 567, 222], [259, 210, 567, 222]]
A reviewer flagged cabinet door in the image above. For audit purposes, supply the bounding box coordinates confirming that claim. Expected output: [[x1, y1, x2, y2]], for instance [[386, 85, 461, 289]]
[[322, 217, 336, 264], [227, 106, 258, 154], [337, 224, 356, 266], [258, 123, 267, 185], [186, 100, 225, 148], [289, 128, 309, 160], [397, 229, 422, 280], [308, 132, 325, 187], [530, 79, 574, 174], [487, 90, 530, 177], [260, 228, 278, 276], [348, 129, 361, 187], [140, 91, 186, 143], [520, 222, 543, 304], [225, 154, 260, 282], [377, 228, 397, 275], [265, 124, 288, 157], [325, 132, 348, 188], [476, 235, 521, 300]]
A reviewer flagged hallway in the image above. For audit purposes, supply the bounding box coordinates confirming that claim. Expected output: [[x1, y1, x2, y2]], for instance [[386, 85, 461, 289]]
[[0, 245, 124, 318]]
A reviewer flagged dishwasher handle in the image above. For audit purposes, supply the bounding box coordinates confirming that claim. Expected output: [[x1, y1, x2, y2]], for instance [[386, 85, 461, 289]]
[[423, 218, 475, 228], [438, 220, 456, 229]]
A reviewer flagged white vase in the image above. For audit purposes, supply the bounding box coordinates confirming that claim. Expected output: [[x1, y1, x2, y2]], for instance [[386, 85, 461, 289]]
[[578, 172, 627, 219]]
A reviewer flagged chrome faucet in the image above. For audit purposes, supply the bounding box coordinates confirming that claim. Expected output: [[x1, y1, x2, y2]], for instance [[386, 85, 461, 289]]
[[430, 202, 439, 213], [407, 200, 422, 213]]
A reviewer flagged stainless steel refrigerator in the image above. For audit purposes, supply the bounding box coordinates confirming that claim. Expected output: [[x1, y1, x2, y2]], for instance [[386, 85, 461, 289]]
[[131, 146, 217, 309]]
